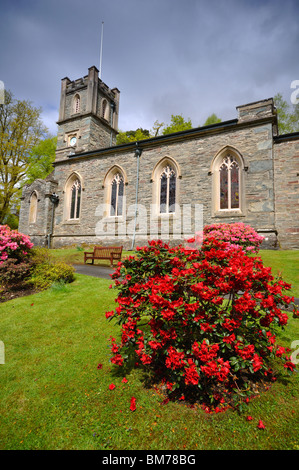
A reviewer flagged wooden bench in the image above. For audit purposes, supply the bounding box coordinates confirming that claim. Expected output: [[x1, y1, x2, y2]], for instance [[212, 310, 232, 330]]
[[84, 246, 123, 267]]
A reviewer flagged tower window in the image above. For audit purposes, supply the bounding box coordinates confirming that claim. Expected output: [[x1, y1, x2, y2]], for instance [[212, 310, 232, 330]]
[[74, 94, 80, 114], [101, 99, 109, 121]]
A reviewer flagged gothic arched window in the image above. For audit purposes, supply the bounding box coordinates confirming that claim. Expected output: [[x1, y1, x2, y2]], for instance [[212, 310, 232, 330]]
[[219, 155, 240, 210], [29, 192, 38, 224], [69, 178, 81, 219], [110, 172, 124, 216], [211, 147, 245, 216], [159, 165, 176, 214]]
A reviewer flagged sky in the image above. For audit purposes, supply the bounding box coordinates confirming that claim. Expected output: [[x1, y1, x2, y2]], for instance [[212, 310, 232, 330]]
[[1, 0, 298, 136]]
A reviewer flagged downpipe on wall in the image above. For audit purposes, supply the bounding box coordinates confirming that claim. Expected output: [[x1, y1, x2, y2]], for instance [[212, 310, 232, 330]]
[[131, 143, 142, 251], [47, 193, 59, 249]]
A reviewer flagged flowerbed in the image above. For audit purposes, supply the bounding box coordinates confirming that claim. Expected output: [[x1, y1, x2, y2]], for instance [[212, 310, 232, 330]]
[[0, 224, 33, 263], [106, 224, 298, 413], [0, 225, 75, 300]]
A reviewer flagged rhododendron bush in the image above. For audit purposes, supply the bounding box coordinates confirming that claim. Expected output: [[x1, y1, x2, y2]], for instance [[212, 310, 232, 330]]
[[196, 222, 265, 253], [0, 226, 75, 298], [0, 225, 33, 263], [106, 224, 298, 412]]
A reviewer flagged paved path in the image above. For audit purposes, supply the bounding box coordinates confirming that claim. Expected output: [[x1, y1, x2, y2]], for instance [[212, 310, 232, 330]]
[[73, 264, 114, 280]]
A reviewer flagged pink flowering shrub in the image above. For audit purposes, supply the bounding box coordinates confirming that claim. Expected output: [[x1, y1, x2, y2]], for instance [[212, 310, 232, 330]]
[[0, 225, 33, 264], [0, 228, 75, 297], [106, 232, 298, 413], [195, 222, 264, 253]]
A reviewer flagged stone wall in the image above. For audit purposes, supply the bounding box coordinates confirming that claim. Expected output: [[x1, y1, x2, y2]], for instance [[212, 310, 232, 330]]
[[18, 86, 299, 251], [18, 177, 58, 247], [274, 136, 299, 249], [51, 116, 279, 249]]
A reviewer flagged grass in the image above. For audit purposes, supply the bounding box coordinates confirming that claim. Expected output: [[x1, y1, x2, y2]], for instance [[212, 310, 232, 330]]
[[49, 245, 133, 268], [0, 271, 298, 450], [50, 246, 299, 298], [259, 250, 299, 298]]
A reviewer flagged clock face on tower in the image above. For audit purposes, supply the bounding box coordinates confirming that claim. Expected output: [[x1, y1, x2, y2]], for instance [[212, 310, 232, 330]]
[[70, 136, 77, 147]]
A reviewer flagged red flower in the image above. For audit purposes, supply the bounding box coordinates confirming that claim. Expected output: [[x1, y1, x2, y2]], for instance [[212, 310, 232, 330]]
[[257, 419, 265, 430], [97, 363, 103, 369], [109, 383, 115, 390], [284, 360, 296, 372], [111, 354, 124, 366], [252, 353, 263, 372], [130, 396, 136, 411], [246, 415, 253, 421], [105, 310, 114, 319], [122, 377, 128, 383]]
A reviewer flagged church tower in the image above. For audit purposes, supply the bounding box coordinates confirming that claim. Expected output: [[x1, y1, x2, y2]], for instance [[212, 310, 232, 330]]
[[55, 66, 120, 161]]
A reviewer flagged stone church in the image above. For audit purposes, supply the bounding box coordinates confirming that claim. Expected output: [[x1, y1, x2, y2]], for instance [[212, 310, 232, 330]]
[[18, 66, 299, 250]]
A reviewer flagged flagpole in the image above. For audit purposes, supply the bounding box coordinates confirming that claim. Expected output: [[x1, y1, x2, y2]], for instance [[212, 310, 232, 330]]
[[99, 21, 104, 79]]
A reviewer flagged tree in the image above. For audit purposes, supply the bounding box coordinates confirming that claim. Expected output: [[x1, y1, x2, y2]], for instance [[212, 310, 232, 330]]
[[274, 93, 299, 134], [0, 90, 47, 223], [151, 120, 164, 137], [116, 128, 150, 145], [25, 136, 57, 185], [203, 113, 221, 126], [162, 114, 193, 135]]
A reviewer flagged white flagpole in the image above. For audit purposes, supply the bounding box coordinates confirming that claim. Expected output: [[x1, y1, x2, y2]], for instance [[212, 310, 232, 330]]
[[99, 21, 104, 79]]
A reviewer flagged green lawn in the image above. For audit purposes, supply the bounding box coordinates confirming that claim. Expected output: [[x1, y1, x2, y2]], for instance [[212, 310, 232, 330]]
[[259, 250, 299, 298], [50, 246, 299, 298], [0, 272, 298, 450]]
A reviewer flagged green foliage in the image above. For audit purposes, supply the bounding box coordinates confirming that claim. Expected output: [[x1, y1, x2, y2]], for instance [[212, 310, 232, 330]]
[[0, 258, 33, 287], [116, 114, 193, 144], [27, 247, 75, 291], [274, 92, 299, 134], [0, 238, 75, 298], [203, 113, 222, 126], [162, 114, 193, 135], [25, 136, 57, 184], [116, 128, 150, 145], [0, 90, 48, 223], [3, 213, 19, 230]]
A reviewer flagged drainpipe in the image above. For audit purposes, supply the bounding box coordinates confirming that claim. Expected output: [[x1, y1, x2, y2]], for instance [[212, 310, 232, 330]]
[[131, 142, 142, 250], [48, 193, 59, 249]]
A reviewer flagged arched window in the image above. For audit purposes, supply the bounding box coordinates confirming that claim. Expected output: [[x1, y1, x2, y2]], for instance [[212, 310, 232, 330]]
[[110, 172, 124, 216], [65, 174, 82, 221], [219, 155, 240, 210], [159, 165, 176, 213], [211, 147, 245, 215], [29, 192, 38, 223], [101, 99, 109, 121], [70, 179, 81, 219], [103, 166, 126, 218], [151, 157, 180, 216], [74, 94, 80, 114]]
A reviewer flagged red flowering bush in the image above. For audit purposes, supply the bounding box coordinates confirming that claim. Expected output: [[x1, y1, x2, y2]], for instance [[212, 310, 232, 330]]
[[106, 229, 298, 412]]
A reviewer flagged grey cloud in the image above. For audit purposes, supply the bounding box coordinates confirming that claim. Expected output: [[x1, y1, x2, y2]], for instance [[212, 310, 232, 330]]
[[0, 0, 298, 135]]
